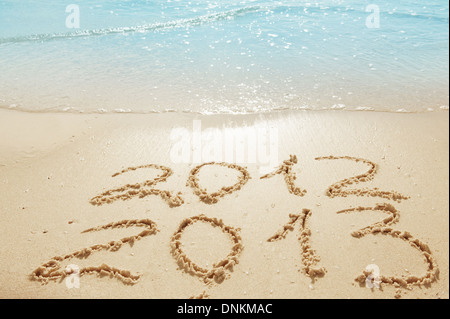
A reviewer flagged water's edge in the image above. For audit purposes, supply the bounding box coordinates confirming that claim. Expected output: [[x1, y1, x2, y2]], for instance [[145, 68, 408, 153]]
[[1, 104, 448, 116]]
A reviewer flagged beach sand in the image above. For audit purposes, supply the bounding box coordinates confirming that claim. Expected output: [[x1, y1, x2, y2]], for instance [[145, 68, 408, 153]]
[[0, 108, 448, 299]]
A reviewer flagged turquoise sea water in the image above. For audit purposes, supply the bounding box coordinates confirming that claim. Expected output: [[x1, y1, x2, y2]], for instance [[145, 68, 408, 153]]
[[0, 0, 448, 114]]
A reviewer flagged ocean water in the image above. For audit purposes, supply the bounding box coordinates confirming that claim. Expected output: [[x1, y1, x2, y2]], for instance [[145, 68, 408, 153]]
[[0, 0, 448, 114]]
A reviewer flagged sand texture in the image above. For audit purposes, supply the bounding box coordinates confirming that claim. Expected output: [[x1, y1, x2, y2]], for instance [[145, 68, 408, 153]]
[[0, 109, 448, 299]]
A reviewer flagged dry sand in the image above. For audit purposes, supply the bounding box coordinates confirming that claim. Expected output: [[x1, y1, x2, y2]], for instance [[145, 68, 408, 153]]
[[0, 108, 448, 299]]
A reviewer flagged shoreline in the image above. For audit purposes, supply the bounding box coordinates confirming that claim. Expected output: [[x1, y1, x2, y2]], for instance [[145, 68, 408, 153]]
[[1, 104, 449, 116]]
